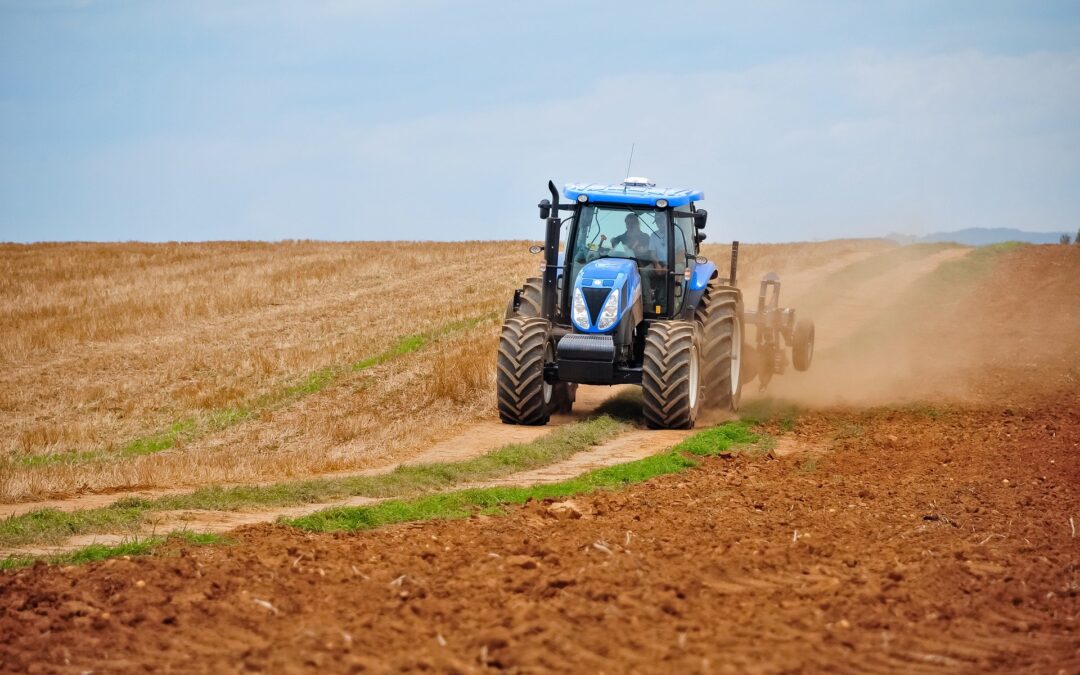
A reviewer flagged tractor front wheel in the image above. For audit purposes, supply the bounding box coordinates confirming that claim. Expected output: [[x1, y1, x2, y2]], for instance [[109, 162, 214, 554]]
[[642, 321, 702, 429], [497, 317, 551, 425]]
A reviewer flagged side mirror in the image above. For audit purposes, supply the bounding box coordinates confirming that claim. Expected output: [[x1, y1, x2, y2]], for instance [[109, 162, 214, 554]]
[[538, 199, 551, 220], [694, 209, 708, 229], [528, 245, 544, 254]]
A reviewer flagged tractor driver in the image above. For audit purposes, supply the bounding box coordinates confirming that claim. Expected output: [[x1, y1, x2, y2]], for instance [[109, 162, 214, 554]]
[[610, 213, 652, 257], [602, 213, 664, 309]]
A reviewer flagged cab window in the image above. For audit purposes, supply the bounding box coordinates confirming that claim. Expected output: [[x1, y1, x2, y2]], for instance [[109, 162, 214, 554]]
[[674, 206, 697, 255]]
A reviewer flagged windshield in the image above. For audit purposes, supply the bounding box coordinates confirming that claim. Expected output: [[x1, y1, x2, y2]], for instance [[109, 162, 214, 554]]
[[571, 205, 667, 266], [567, 204, 671, 317]]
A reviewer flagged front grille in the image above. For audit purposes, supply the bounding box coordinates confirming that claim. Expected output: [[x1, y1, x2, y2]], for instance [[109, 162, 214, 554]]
[[581, 287, 611, 325]]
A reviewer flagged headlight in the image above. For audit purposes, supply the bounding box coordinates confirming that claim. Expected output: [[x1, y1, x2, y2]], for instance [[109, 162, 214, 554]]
[[572, 287, 590, 329], [595, 290, 620, 331]]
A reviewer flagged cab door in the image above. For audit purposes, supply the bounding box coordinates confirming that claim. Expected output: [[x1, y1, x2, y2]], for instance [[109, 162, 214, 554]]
[[672, 206, 696, 313]]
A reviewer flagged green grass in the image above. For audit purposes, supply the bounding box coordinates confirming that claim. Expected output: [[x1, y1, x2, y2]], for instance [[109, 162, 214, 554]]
[[2, 420, 762, 569], [351, 316, 490, 371], [0, 415, 630, 549], [14, 314, 496, 467], [286, 420, 760, 533], [0, 531, 229, 571]]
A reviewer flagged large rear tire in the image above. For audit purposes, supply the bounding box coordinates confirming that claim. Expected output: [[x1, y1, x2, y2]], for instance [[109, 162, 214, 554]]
[[792, 318, 814, 372], [642, 321, 702, 429], [504, 277, 543, 319], [497, 317, 551, 425], [695, 280, 743, 411]]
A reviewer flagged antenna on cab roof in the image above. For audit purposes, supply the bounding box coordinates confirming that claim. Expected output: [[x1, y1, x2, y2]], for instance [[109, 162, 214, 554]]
[[624, 142, 635, 182]]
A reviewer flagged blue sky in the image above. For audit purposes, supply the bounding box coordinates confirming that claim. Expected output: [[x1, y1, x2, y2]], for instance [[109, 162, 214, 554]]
[[1, 1, 1078, 243]]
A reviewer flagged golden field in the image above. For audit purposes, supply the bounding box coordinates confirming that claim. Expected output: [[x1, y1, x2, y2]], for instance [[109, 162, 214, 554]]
[[0, 238, 881, 502], [4, 238, 1075, 504]]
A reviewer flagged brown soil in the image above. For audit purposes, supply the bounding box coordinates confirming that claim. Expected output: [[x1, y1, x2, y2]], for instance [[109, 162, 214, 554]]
[[2, 399, 1077, 673]]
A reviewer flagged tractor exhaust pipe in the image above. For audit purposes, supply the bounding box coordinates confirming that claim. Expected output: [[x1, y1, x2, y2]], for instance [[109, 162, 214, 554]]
[[542, 180, 561, 322], [729, 240, 740, 286]]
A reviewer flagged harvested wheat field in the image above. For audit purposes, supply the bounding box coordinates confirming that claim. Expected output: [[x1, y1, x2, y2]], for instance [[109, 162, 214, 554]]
[[1, 240, 1078, 673]]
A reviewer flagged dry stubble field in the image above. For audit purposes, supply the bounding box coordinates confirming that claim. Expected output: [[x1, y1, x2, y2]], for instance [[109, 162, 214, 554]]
[[1, 239, 1078, 672], [0, 238, 894, 503]]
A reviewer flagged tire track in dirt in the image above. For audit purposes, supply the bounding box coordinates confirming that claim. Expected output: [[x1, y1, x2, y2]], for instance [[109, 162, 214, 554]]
[[761, 247, 975, 406], [470, 428, 690, 488], [3, 391, 722, 557], [791, 246, 970, 351], [0, 386, 628, 520], [16, 429, 693, 556]]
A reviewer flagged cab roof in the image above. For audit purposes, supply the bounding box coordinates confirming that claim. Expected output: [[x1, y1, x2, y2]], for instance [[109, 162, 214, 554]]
[[564, 178, 703, 208]]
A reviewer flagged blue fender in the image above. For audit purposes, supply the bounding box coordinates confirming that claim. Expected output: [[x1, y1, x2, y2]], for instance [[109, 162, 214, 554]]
[[689, 260, 717, 292], [681, 260, 719, 319]]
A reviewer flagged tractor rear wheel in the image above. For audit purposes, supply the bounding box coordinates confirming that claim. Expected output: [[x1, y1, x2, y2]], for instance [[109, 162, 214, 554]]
[[792, 317, 815, 372], [642, 320, 702, 429], [695, 280, 743, 411], [497, 317, 551, 425], [504, 277, 543, 319]]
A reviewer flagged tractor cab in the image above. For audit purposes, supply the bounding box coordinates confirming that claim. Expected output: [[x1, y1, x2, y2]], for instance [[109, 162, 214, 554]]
[[562, 178, 708, 323]]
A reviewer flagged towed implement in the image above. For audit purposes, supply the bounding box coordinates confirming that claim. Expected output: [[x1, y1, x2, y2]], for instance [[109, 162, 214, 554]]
[[499, 178, 814, 429]]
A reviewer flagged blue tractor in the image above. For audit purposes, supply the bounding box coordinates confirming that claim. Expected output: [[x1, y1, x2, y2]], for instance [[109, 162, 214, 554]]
[[498, 178, 814, 429]]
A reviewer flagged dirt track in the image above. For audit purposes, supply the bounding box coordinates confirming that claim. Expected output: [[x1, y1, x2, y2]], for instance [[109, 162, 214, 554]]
[[2, 398, 1077, 673]]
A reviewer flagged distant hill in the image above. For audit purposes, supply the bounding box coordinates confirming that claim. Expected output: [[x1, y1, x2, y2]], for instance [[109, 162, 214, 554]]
[[888, 228, 1073, 246]]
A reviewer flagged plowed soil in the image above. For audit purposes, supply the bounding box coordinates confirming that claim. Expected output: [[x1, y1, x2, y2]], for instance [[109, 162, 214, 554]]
[[2, 397, 1077, 673]]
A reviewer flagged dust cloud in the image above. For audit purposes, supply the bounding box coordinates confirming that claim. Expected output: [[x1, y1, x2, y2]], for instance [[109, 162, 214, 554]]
[[728, 242, 1080, 409]]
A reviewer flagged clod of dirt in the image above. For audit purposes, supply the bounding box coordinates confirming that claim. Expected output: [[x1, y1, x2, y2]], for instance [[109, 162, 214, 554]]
[[545, 500, 584, 520], [504, 555, 538, 570]]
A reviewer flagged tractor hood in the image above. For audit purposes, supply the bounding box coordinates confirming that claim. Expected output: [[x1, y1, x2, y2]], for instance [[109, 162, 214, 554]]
[[571, 258, 642, 333]]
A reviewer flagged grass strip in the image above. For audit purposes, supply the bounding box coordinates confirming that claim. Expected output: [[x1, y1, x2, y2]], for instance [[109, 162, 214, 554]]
[[0, 414, 631, 549], [2, 420, 757, 570], [0, 531, 229, 572], [16, 314, 496, 467], [285, 420, 760, 533]]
